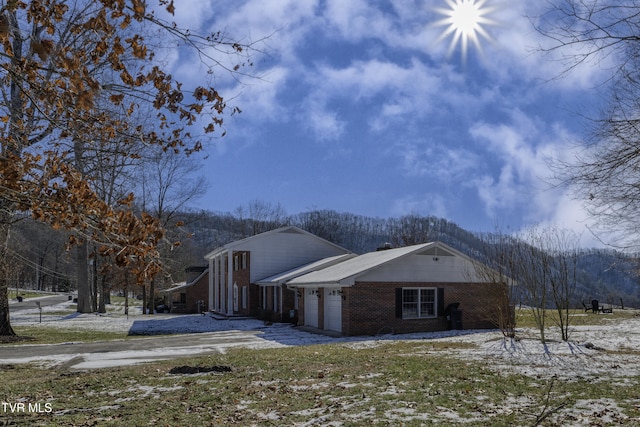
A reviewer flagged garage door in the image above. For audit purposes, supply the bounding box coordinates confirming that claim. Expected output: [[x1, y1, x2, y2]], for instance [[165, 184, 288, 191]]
[[324, 288, 342, 333], [304, 288, 319, 328]]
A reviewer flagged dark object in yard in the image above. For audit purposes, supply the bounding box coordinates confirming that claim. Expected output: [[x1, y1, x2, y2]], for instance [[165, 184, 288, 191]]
[[169, 365, 232, 375], [16, 296, 22, 302], [156, 304, 170, 313], [583, 299, 613, 314], [444, 302, 462, 330], [584, 342, 604, 351]]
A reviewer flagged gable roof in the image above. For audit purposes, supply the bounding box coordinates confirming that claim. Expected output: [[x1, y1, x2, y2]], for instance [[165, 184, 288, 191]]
[[286, 241, 474, 287], [255, 253, 357, 286], [161, 268, 209, 294], [204, 226, 352, 259]]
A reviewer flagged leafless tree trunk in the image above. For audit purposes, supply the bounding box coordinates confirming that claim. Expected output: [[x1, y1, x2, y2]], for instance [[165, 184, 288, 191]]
[[0, 222, 15, 336], [470, 231, 517, 338], [513, 228, 550, 344], [75, 242, 92, 313], [543, 227, 579, 341], [513, 226, 580, 343]]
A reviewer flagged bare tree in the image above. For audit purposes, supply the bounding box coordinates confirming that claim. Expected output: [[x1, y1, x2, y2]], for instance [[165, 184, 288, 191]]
[[546, 227, 579, 341], [0, 0, 259, 336], [535, 1, 640, 249], [138, 146, 207, 314], [388, 214, 435, 247], [514, 227, 552, 344], [471, 231, 517, 338], [512, 226, 580, 343], [234, 200, 289, 237]]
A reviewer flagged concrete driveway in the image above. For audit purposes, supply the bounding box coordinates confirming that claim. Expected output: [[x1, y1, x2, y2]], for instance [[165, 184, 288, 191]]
[[0, 329, 284, 370]]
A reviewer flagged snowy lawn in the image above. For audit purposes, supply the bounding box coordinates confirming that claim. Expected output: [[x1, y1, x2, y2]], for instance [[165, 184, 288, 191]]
[[2, 299, 640, 425]]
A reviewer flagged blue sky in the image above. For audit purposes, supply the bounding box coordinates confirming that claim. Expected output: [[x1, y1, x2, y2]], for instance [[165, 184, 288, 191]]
[[164, 0, 611, 245]]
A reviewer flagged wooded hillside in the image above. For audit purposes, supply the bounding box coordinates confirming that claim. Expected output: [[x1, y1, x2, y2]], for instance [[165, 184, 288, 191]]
[[9, 206, 639, 308]]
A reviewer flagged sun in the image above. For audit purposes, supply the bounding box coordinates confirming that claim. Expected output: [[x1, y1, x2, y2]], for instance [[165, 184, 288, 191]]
[[432, 0, 499, 63]]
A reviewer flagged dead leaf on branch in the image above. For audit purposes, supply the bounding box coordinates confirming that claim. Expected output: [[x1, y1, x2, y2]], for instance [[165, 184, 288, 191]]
[[0, 0, 254, 287]]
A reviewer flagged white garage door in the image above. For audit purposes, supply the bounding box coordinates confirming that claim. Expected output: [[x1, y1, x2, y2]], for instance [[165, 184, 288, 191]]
[[324, 288, 342, 333], [304, 288, 319, 328]]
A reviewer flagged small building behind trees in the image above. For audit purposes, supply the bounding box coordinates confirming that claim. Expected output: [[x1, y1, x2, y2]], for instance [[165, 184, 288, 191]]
[[162, 266, 209, 314]]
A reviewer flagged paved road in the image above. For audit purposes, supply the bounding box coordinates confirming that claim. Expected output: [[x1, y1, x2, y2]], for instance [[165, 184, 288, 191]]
[[0, 329, 281, 370], [9, 294, 72, 312]]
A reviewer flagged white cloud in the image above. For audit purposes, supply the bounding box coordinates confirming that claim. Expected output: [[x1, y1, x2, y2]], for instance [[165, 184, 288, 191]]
[[166, 1, 215, 30], [300, 97, 346, 142], [323, 0, 395, 44], [303, 58, 450, 136], [466, 110, 603, 244], [209, 0, 320, 63], [232, 66, 290, 122], [398, 141, 480, 182], [535, 193, 605, 248], [478, 1, 615, 91]]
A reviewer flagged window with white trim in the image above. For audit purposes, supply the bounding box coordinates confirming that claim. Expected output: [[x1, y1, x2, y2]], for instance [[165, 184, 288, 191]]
[[402, 288, 436, 319], [241, 252, 247, 269]]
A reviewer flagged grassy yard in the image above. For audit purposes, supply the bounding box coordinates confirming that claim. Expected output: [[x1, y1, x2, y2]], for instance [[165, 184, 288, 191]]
[[0, 339, 638, 426], [515, 307, 637, 329], [11, 326, 130, 344], [2, 308, 639, 425]]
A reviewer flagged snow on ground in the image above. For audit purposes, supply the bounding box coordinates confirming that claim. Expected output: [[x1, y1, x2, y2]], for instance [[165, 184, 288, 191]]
[[7, 298, 640, 382]]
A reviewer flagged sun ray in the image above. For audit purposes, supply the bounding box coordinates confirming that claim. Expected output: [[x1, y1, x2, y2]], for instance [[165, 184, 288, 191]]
[[432, 0, 500, 63]]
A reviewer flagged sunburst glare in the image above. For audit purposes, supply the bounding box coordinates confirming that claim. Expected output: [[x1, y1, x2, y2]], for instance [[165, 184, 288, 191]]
[[433, 0, 500, 63]]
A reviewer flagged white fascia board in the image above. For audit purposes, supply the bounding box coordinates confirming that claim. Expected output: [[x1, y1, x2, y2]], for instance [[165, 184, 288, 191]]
[[287, 281, 351, 289]]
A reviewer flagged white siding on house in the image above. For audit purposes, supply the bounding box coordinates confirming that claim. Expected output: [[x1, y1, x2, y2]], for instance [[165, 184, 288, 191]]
[[357, 252, 480, 283], [205, 227, 352, 316], [242, 229, 351, 283]]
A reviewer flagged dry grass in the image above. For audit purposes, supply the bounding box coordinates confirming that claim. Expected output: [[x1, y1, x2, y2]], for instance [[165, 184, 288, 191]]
[[0, 340, 638, 426], [2, 307, 640, 425]]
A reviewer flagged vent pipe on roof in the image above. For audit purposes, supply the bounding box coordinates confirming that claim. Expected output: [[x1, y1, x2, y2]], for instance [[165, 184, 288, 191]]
[[376, 242, 393, 251]]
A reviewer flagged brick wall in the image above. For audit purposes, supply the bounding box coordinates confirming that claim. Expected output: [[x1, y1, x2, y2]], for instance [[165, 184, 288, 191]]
[[257, 285, 298, 323], [281, 287, 297, 323], [343, 281, 500, 336], [184, 274, 208, 314], [232, 251, 251, 316]]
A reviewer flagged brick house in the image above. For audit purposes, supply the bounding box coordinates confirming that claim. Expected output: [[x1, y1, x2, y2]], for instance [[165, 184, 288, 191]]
[[203, 226, 353, 321], [162, 266, 209, 314], [286, 241, 505, 336]]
